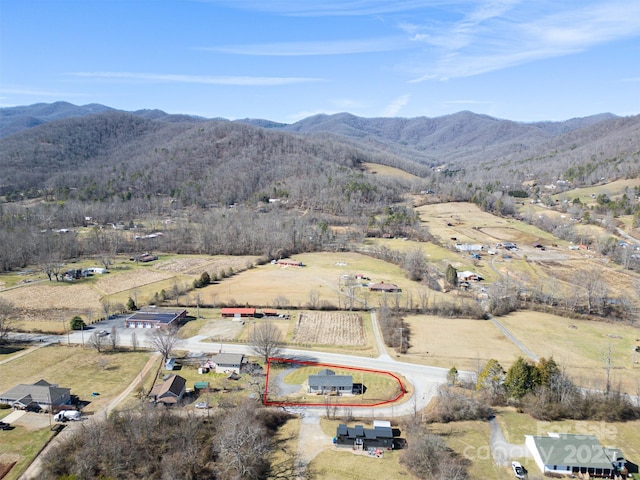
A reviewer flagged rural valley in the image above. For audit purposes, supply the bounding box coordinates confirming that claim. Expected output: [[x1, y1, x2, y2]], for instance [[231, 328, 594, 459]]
[[0, 103, 639, 480]]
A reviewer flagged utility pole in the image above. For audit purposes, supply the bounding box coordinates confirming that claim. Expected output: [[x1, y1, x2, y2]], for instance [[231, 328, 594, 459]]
[[398, 327, 404, 354]]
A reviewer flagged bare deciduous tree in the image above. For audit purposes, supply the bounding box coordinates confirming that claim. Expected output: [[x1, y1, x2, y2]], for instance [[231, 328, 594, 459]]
[[87, 332, 106, 353], [249, 322, 283, 364], [109, 325, 120, 352], [147, 327, 182, 363], [215, 401, 271, 479], [131, 330, 138, 352], [0, 299, 14, 346]]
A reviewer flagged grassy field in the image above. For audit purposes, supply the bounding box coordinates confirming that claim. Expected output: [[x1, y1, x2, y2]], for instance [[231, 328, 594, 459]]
[[401, 315, 524, 372], [0, 345, 154, 480], [0, 345, 153, 414], [498, 311, 640, 392], [198, 251, 415, 309], [399, 310, 640, 394]]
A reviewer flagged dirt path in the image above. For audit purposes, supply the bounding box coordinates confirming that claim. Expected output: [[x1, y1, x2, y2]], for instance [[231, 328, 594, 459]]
[[489, 417, 530, 467], [18, 352, 161, 480], [296, 413, 332, 477]]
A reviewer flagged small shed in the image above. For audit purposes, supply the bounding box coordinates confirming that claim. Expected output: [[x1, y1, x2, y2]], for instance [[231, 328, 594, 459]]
[[194, 381, 210, 391]]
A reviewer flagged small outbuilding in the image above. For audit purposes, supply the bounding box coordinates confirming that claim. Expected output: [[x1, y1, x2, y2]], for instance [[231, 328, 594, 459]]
[[221, 307, 256, 318], [368, 282, 401, 293]]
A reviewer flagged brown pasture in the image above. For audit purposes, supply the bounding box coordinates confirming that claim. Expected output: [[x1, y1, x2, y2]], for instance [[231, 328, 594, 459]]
[[198, 251, 413, 309], [292, 312, 366, 346], [401, 315, 524, 372]]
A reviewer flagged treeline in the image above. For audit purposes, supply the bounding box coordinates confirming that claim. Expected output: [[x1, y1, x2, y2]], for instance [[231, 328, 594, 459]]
[[476, 357, 640, 422], [41, 402, 298, 480]]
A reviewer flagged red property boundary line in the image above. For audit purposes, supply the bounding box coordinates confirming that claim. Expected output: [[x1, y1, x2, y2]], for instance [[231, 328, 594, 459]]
[[264, 357, 407, 407]]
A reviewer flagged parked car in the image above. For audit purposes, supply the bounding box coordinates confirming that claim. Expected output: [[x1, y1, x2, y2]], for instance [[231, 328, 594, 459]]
[[512, 461, 525, 479], [194, 401, 209, 409]]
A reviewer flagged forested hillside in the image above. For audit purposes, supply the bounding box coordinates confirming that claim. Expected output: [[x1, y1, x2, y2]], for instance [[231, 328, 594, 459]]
[[0, 104, 638, 273]]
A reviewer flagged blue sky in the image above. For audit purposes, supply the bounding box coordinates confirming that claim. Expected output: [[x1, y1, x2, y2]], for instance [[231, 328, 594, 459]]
[[1, 0, 639, 123]]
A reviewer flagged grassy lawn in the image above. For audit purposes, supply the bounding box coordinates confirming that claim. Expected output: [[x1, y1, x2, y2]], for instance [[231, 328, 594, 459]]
[[308, 449, 416, 480], [0, 345, 153, 414], [312, 419, 417, 480], [283, 366, 404, 401], [0, 426, 56, 480], [429, 420, 513, 480], [0, 345, 154, 480], [198, 251, 417, 309]]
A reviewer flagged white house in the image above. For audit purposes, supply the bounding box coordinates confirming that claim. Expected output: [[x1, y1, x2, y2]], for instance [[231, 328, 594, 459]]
[[526, 433, 627, 477]]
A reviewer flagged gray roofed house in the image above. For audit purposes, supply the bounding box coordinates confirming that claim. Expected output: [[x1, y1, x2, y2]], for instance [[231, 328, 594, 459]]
[[308, 369, 353, 394], [207, 353, 246, 374], [0, 379, 71, 411], [526, 433, 628, 476]]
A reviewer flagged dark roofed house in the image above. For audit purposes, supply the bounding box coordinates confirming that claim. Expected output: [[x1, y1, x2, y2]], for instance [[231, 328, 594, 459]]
[[0, 379, 71, 411], [149, 374, 186, 406], [369, 282, 401, 293], [125, 309, 187, 329], [335, 423, 395, 450], [308, 369, 353, 394]]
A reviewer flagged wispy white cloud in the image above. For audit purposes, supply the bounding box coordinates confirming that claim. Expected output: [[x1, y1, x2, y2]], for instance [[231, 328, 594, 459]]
[[67, 72, 324, 86], [200, 37, 406, 56], [1, 87, 88, 97], [382, 94, 411, 116], [197, 0, 444, 17], [408, 0, 640, 80]]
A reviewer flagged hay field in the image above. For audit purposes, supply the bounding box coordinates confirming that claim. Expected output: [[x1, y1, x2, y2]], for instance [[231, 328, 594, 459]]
[[154, 255, 258, 275], [0, 283, 103, 328], [498, 311, 640, 392], [361, 162, 421, 181], [198, 252, 412, 308], [94, 268, 174, 295], [402, 315, 524, 372]]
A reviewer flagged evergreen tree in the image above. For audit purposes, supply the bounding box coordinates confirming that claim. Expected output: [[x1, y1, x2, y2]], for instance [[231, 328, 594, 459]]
[[536, 356, 561, 387], [476, 359, 505, 400], [126, 296, 138, 311], [70, 315, 86, 330], [504, 357, 539, 399], [445, 264, 458, 287]]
